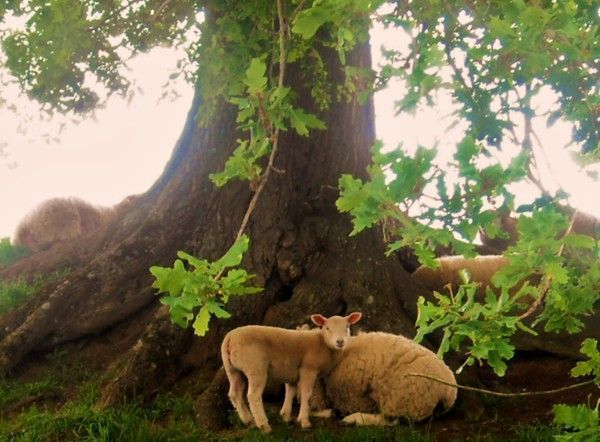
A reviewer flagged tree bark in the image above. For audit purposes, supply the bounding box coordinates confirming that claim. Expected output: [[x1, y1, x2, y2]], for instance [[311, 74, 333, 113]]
[[0, 40, 424, 406]]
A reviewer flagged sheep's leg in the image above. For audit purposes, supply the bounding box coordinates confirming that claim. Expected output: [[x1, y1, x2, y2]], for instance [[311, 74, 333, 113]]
[[246, 372, 271, 433], [311, 409, 333, 418], [297, 369, 317, 429], [342, 412, 398, 427], [226, 370, 253, 426], [279, 383, 296, 423]]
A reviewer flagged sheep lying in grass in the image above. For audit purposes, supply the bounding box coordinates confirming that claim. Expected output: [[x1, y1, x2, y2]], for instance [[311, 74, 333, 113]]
[[221, 312, 362, 433], [14, 196, 138, 252], [311, 331, 457, 426], [411, 255, 508, 295]]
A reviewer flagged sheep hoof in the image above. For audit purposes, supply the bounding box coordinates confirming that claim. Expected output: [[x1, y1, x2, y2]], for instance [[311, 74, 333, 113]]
[[279, 410, 292, 423], [342, 413, 361, 426], [257, 423, 272, 433], [298, 419, 312, 429]]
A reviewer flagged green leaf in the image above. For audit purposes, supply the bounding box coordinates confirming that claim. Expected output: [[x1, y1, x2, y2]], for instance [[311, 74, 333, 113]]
[[563, 234, 596, 250], [193, 306, 211, 336], [206, 300, 232, 319], [292, 8, 329, 39], [288, 108, 326, 136], [149, 260, 188, 296], [243, 58, 267, 93], [214, 235, 250, 269]]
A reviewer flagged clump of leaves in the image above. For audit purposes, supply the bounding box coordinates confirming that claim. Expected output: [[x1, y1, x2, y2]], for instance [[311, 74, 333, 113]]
[[336, 139, 529, 267], [0, 237, 29, 267], [150, 235, 262, 336], [414, 208, 599, 376], [209, 58, 325, 187], [414, 274, 520, 376], [553, 403, 599, 442], [552, 339, 600, 441]]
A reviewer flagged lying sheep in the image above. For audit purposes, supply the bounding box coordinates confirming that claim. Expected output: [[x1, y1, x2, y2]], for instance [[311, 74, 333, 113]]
[[411, 255, 508, 295], [221, 312, 362, 433], [410, 255, 600, 358], [313, 331, 457, 425], [14, 195, 137, 252]]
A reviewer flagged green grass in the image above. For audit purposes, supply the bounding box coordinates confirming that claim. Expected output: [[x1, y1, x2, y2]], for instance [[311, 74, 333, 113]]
[[0, 237, 29, 268], [0, 356, 562, 442], [0, 278, 39, 316], [0, 269, 69, 316], [1, 388, 561, 442]]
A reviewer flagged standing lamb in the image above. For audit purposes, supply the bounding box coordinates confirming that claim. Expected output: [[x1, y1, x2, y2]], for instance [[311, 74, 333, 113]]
[[315, 331, 457, 426], [221, 312, 362, 433]]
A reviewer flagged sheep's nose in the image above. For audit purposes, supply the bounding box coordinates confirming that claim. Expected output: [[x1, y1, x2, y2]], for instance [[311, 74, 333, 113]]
[[336, 339, 344, 348]]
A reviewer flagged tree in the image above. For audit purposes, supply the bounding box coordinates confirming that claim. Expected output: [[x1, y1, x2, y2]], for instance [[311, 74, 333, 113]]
[[0, 0, 598, 425]]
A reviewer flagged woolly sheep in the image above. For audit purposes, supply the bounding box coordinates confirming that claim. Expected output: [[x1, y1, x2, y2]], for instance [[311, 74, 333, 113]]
[[314, 331, 457, 426], [221, 312, 362, 433], [14, 195, 137, 252], [411, 255, 508, 295], [410, 255, 600, 358]]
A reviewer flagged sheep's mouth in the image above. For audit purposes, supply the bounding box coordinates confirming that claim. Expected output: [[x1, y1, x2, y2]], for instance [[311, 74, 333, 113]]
[[336, 343, 345, 349]]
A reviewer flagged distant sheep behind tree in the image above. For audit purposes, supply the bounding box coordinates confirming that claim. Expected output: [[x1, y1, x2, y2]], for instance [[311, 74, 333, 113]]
[[14, 196, 137, 252], [410, 255, 600, 358]]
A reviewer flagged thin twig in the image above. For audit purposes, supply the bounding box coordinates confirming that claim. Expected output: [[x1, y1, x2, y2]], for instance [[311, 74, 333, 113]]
[[233, 0, 287, 243], [289, 0, 308, 27], [408, 373, 595, 397]]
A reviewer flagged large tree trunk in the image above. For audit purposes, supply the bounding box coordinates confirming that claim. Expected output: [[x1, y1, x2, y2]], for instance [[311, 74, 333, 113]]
[[0, 40, 425, 405]]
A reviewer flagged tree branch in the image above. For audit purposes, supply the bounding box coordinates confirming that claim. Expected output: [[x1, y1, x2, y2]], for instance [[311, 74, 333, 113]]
[[234, 0, 287, 243], [408, 373, 595, 397]]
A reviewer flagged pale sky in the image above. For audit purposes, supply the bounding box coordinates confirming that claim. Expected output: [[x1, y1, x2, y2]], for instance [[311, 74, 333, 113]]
[[1, 24, 599, 239]]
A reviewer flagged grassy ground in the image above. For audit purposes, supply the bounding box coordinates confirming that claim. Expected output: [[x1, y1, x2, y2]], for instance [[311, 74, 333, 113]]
[[0, 269, 68, 316], [0, 237, 29, 268], [0, 354, 559, 442]]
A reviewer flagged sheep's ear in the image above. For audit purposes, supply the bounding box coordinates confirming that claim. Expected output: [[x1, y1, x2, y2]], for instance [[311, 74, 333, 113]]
[[346, 312, 362, 324], [311, 314, 327, 327]]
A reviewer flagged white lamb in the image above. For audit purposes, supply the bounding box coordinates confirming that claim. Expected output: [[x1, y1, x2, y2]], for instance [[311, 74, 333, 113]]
[[314, 331, 457, 426], [220, 312, 362, 433]]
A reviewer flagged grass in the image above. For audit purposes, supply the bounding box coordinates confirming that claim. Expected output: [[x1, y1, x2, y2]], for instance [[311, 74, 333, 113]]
[[0, 348, 563, 441], [1, 378, 562, 442], [0, 237, 28, 268], [0, 269, 69, 316]]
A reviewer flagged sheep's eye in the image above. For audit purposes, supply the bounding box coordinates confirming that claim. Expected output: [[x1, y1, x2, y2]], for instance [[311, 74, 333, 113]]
[[326, 326, 330, 331]]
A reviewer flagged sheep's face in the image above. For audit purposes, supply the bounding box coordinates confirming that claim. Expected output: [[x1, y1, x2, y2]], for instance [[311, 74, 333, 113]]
[[311, 312, 362, 350]]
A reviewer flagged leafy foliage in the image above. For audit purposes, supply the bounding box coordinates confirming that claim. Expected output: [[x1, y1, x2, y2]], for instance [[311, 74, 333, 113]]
[[150, 235, 262, 336], [337, 139, 528, 266], [415, 278, 518, 377], [553, 341, 600, 442], [553, 403, 599, 442], [570, 339, 600, 387], [336, 1, 599, 376]]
